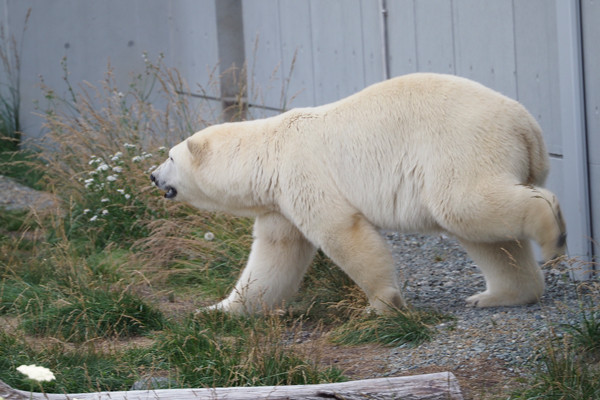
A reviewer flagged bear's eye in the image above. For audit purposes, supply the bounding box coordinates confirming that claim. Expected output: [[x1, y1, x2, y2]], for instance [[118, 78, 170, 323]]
[[169, 156, 174, 162]]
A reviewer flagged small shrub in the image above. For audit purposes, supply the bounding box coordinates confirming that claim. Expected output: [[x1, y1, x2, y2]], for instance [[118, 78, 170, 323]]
[[561, 300, 600, 356], [330, 307, 448, 347], [510, 341, 600, 399], [62, 145, 167, 249]]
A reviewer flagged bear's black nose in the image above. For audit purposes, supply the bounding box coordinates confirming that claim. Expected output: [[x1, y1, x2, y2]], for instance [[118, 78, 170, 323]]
[[150, 173, 156, 183]]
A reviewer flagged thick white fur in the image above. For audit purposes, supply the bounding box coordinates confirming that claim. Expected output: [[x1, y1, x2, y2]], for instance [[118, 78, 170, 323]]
[[151, 73, 566, 313]]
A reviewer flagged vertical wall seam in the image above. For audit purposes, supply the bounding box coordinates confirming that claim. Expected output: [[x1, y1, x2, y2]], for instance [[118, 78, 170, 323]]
[[412, 0, 419, 71], [577, 0, 594, 264], [308, 0, 317, 105]]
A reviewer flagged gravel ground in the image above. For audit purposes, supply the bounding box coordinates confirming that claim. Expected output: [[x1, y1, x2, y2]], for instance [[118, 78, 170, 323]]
[[383, 232, 595, 383]]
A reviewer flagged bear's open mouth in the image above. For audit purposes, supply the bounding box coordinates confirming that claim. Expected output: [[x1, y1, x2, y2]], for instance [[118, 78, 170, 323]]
[[165, 186, 177, 199]]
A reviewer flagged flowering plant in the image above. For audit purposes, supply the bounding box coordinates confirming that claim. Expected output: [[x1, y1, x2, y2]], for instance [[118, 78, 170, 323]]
[[66, 143, 168, 248]]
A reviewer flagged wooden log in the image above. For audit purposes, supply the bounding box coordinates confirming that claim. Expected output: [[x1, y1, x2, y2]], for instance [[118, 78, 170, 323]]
[[1, 372, 463, 400]]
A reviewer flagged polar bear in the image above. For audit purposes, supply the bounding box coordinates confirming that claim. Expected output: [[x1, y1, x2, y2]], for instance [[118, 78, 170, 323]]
[[150, 73, 566, 314]]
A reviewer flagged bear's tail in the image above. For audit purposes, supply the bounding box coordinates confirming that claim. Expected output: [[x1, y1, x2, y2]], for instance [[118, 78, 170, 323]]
[[523, 115, 550, 187]]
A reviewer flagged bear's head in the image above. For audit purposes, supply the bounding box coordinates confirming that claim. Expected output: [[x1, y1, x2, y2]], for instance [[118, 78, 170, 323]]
[[150, 136, 203, 203]]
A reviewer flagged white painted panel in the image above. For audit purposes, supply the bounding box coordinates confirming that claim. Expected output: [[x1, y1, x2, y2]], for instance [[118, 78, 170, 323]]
[[513, 0, 562, 157], [452, 0, 517, 98], [414, 0, 455, 74], [5, 0, 219, 140], [242, 0, 284, 111], [309, 0, 367, 105], [386, 0, 417, 77], [359, 0, 384, 86], [277, 1, 315, 108]]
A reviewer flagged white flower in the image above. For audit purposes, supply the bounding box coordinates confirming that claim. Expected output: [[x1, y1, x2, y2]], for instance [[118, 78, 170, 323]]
[[117, 92, 124, 98], [101, 198, 109, 203], [88, 170, 98, 176], [101, 209, 109, 215], [131, 156, 142, 162], [106, 175, 118, 182], [83, 209, 91, 214], [90, 215, 98, 222], [158, 146, 167, 152], [124, 143, 137, 149], [117, 189, 125, 194], [96, 163, 110, 172], [17, 364, 56, 382], [204, 232, 215, 241], [112, 166, 123, 173], [124, 194, 131, 200]]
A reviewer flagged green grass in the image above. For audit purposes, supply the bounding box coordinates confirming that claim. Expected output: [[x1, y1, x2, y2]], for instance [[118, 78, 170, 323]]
[[330, 307, 449, 347], [0, 330, 158, 393], [509, 300, 600, 399], [561, 300, 600, 356], [20, 288, 164, 342], [509, 342, 600, 399], [155, 311, 344, 388], [0, 150, 46, 189]]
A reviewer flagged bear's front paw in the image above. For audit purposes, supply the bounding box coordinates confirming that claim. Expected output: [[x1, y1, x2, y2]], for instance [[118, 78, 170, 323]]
[[465, 292, 504, 308]]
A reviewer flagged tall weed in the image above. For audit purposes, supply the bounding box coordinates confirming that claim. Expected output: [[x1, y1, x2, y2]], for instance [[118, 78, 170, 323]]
[[0, 8, 30, 150]]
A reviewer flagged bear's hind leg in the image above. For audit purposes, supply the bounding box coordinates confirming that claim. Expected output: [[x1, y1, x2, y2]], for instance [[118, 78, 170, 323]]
[[459, 239, 544, 307], [440, 182, 566, 262], [207, 212, 316, 314]]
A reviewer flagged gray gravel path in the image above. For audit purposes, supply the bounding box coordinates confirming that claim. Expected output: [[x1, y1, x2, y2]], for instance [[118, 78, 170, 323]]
[[383, 232, 594, 380]]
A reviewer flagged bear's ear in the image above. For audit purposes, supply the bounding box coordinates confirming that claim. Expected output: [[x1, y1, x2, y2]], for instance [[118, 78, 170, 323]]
[[186, 139, 207, 163]]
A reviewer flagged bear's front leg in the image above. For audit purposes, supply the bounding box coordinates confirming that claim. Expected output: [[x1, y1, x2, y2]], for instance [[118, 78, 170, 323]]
[[205, 212, 316, 314], [304, 210, 405, 313]]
